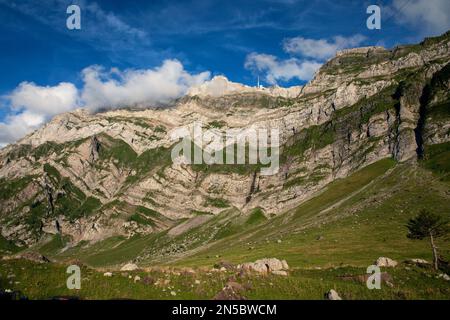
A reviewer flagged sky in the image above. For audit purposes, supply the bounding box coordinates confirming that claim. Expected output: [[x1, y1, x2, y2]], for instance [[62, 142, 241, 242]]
[[0, 0, 450, 146]]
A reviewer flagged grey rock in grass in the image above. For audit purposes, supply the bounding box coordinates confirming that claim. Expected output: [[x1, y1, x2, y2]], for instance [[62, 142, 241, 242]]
[[120, 263, 139, 271], [325, 289, 342, 300], [375, 257, 398, 267]]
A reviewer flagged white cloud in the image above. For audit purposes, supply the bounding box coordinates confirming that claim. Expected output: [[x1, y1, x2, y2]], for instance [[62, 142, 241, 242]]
[[391, 0, 450, 35], [81, 59, 210, 110], [283, 34, 367, 60], [0, 82, 79, 146], [0, 110, 47, 146], [9, 82, 79, 116], [0, 60, 211, 146], [245, 53, 321, 84]]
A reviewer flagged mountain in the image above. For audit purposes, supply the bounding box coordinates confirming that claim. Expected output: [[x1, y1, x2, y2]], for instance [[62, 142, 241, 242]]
[[0, 31, 449, 273]]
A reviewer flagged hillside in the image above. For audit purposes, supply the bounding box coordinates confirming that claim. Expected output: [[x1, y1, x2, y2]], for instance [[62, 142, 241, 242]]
[[0, 31, 450, 300]]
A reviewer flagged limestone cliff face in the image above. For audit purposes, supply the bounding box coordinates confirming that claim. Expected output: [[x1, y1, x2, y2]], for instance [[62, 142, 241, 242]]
[[1, 31, 450, 247]]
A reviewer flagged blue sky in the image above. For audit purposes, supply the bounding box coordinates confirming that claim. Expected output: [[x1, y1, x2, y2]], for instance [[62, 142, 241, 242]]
[[0, 0, 449, 145]]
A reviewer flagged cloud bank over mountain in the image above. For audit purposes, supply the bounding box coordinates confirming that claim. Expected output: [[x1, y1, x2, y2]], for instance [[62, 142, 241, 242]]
[[81, 60, 210, 111], [0, 60, 210, 146]]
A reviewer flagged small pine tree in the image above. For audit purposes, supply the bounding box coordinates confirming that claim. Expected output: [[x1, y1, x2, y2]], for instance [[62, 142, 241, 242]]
[[406, 210, 449, 270]]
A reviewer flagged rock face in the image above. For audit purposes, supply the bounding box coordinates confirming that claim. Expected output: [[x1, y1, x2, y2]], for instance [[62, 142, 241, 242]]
[[0, 31, 450, 249], [375, 257, 398, 268]]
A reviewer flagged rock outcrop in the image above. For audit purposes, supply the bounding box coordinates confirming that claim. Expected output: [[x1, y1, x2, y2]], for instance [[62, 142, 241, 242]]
[[240, 258, 289, 274], [375, 257, 398, 268], [120, 263, 139, 271]]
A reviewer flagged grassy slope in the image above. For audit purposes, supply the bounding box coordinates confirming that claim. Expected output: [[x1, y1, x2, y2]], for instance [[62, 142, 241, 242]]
[[29, 156, 450, 272], [2, 142, 450, 299], [1, 257, 449, 299], [2, 155, 450, 299], [173, 158, 450, 269]]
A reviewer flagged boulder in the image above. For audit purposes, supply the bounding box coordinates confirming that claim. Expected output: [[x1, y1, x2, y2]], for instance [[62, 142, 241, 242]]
[[103, 272, 113, 277], [375, 257, 398, 267], [437, 273, 450, 281], [241, 258, 288, 274], [325, 289, 342, 300], [134, 275, 141, 283], [120, 263, 139, 271]]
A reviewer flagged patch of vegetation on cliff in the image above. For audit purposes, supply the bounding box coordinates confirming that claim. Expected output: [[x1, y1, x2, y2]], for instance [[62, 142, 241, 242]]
[[0, 234, 20, 254], [427, 63, 450, 121], [204, 197, 230, 208], [4, 144, 32, 160], [421, 142, 450, 180], [207, 120, 227, 129], [126, 146, 173, 183], [245, 207, 267, 225], [91, 133, 173, 183], [190, 141, 264, 176], [126, 205, 172, 228], [427, 101, 450, 121], [282, 121, 335, 162], [42, 164, 101, 221], [97, 134, 138, 165], [37, 234, 70, 257], [284, 171, 326, 189], [391, 32, 450, 60], [333, 85, 398, 125], [106, 116, 153, 129], [0, 176, 35, 201], [322, 50, 391, 75], [5, 138, 88, 163], [128, 213, 155, 226]]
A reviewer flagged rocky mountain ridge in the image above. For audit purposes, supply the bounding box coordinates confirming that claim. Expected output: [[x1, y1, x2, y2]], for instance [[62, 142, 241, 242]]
[[1, 31, 449, 249]]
